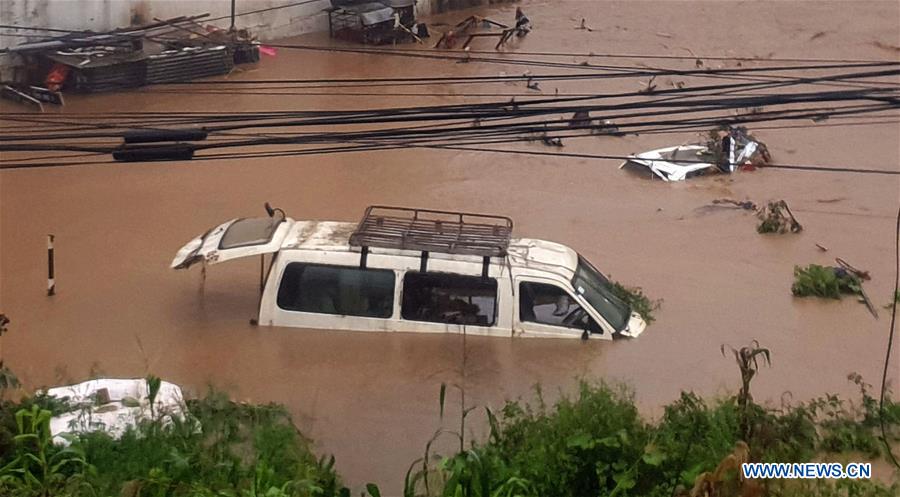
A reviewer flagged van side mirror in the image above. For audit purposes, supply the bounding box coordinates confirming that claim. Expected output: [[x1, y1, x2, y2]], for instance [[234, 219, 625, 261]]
[[264, 202, 286, 221]]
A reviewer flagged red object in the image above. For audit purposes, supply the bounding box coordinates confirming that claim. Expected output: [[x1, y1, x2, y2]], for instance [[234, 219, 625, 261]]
[[45, 63, 70, 91]]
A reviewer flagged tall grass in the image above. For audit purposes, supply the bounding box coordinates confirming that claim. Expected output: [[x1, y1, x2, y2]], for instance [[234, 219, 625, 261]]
[[386, 340, 900, 497], [2, 351, 899, 497], [0, 389, 347, 497]]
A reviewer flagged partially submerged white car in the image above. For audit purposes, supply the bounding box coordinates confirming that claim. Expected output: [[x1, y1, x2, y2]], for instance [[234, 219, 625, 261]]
[[621, 142, 758, 181], [172, 205, 646, 340], [45, 378, 185, 445]]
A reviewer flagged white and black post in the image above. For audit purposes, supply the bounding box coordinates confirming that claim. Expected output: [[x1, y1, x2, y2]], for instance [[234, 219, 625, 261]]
[[47, 234, 55, 296]]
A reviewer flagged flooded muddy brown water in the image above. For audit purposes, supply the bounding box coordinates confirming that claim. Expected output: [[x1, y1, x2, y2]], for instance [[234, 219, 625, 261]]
[[2, 0, 900, 491]]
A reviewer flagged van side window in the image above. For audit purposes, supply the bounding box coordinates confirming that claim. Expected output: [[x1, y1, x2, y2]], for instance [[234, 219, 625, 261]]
[[277, 263, 395, 318], [401, 272, 497, 326], [519, 281, 600, 333]]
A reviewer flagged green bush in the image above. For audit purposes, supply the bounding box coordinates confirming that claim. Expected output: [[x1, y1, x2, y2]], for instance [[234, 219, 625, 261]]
[[792, 265, 861, 299], [3, 377, 899, 497], [490, 383, 649, 497], [0, 390, 347, 497], [410, 379, 900, 497]]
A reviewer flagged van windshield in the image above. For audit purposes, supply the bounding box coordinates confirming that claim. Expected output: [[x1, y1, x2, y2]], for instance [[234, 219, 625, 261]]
[[571, 256, 630, 332]]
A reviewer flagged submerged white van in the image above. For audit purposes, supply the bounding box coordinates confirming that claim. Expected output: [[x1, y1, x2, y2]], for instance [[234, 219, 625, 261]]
[[172, 205, 646, 340]]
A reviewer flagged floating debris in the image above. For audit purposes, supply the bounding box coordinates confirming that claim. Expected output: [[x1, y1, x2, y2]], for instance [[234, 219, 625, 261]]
[[0, 84, 64, 111], [575, 18, 594, 32], [541, 136, 564, 147], [792, 264, 861, 299], [792, 261, 877, 318], [706, 125, 772, 173], [835, 257, 870, 281], [328, 0, 420, 45], [639, 75, 658, 94], [569, 109, 592, 128], [622, 126, 770, 181], [712, 198, 757, 210], [756, 200, 802, 234], [433, 14, 517, 50]]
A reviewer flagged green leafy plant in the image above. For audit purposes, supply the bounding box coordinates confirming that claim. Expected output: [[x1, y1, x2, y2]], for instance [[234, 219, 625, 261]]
[[145, 374, 162, 419], [2, 368, 900, 497], [792, 264, 861, 299], [0, 404, 91, 496]]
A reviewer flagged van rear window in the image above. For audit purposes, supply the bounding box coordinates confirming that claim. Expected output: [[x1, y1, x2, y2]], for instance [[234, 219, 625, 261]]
[[401, 272, 497, 326], [220, 218, 282, 249], [277, 263, 395, 318]]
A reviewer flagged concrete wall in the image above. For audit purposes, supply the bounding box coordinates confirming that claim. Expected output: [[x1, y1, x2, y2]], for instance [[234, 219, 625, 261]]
[[0, 0, 518, 79], [0, 0, 333, 50], [417, 0, 517, 16], [0, 0, 522, 47]]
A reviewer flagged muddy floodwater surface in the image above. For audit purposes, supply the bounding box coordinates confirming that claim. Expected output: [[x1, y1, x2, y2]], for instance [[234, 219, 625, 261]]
[[2, 0, 899, 492]]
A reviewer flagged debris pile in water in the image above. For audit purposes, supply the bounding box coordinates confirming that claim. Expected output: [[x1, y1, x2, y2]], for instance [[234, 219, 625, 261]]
[[757, 200, 803, 233], [705, 125, 772, 168], [793, 259, 879, 318], [709, 198, 802, 234]]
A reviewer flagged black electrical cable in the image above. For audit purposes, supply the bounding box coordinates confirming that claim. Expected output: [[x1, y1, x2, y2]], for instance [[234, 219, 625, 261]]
[[7, 116, 896, 155], [2, 99, 896, 156], [2, 98, 894, 152], [272, 44, 898, 66], [6, 85, 894, 144], [266, 43, 900, 74], [3, 125, 898, 175], [263, 44, 900, 92], [4, 65, 895, 133]]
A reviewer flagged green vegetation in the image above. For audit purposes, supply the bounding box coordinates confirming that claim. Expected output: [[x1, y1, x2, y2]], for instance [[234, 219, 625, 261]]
[[383, 342, 899, 497], [1, 344, 898, 497], [792, 264, 861, 299], [0, 388, 347, 497], [389, 374, 899, 497], [608, 281, 662, 324]]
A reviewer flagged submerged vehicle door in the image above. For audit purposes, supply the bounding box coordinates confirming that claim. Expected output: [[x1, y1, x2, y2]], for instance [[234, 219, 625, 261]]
[[514, 276, 613, 340], [171, 205, 293, 269]]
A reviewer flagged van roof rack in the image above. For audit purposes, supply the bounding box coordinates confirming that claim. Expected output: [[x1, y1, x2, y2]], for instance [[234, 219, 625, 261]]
[[349, 206, 513, 274]]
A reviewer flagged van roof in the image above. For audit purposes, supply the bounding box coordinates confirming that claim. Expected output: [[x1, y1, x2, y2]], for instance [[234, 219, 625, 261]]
[[280, 220, 579, 278]]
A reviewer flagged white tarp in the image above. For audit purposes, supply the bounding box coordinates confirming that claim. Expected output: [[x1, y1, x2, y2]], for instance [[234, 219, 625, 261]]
[[46, 378, 186, 445]]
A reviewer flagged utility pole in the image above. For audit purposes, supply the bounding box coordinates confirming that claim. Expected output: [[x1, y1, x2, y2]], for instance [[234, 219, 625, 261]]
[[230, 0, 236, 31]]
